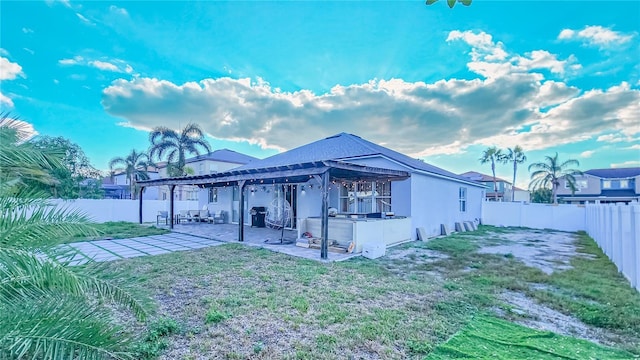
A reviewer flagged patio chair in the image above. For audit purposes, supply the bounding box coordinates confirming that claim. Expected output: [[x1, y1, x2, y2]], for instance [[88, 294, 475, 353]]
[[177, 210, 191, 224], [199, 210, 209, 223], [156, 211, 169, 226], [209, 210, 225, 224], [189, 210, 201, 222]]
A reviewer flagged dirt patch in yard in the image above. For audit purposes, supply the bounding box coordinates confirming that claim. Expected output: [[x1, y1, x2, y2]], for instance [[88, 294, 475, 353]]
[[498, 290, 611, 345], [478, 230, 589, 274]]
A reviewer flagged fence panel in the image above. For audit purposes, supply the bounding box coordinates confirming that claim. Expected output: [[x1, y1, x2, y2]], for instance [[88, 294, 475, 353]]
[[585, 204, 639, 292], [50, 199, 199, 223]]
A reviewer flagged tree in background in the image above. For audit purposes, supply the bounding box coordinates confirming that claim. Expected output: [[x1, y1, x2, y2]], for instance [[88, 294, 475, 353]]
[[500, 146, 527, 202], [108, 149, 153, 200], [0, 119, 147, 359], [480, 146, 502, 201], [149, 123, 211, 177], [29, 136, 103, 199], [530, 188, 553, 204], [528, 153, 582, 204]]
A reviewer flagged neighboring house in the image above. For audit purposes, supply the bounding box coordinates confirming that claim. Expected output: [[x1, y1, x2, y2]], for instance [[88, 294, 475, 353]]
[[196, 133, 485, 238], [102, 169, 160, 200], [512, 186, 531, 203], [557, 167, 640, 204], [459, 171, 519, 202], [156, 149, 257, 201]]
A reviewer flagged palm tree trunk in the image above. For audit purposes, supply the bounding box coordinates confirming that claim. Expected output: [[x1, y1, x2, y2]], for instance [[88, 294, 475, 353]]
[[512, 160, 517, 202], [552, 184, 558, 204], [491, 160, 498, 201]]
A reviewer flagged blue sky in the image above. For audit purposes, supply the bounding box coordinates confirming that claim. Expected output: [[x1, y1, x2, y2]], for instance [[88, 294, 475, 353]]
[[1, 0, 639, 187]]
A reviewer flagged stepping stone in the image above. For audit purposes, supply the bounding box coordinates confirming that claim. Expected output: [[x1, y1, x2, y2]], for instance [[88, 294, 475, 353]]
[[463, 222, 473, 231], [441, 224, 451, 236], [417, 227, 429, 241]]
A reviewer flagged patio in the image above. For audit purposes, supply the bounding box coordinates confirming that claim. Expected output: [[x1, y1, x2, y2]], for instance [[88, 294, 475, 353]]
[[158, 222, 361, 262]]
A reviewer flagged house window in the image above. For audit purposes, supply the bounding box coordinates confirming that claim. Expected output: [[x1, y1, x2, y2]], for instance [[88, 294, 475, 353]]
[[602, 180, 611, 189], [209, 188, 218, 203], [565, 179, 587, 192], [620, 180, 629, 188], [339, 181, 391, 213], [459, 187, 467, 212], [162, 192, 166, 200], [199, 163, 204, 175]]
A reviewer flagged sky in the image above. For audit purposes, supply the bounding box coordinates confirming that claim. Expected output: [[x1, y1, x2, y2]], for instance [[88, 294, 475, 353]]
[[1, 0, 639, 188]]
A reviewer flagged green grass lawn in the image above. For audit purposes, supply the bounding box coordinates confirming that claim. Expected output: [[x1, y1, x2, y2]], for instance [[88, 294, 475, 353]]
[[61, 221, 170, 244], [105, 227, 640, 359]]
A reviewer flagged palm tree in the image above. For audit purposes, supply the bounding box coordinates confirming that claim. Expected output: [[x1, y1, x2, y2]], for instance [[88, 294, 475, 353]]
[[528, 153, 582, 204], [479, 146, 502, 201], [500, 146, 527, 202], [148, 123, 211, 177], [108, 149, 153, 200], [0, 121, 147, 359]]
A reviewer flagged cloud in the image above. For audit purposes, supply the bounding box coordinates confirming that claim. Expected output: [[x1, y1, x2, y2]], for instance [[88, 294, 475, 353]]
[[0, 92, 14, 108], [611, 160, 640, 168], [447, 30, 580, 78], [58, 55, 133, 73], [22, 27, 34, 34], [0, 57, 24, 80], [558, 26, 635, 49], [109, 5, 129, 17], [23, 48, 35, 55], [0, 48, 8, 56], [101, 30, 639, 157], [89, 60, 119, 72], [45, 0, 71, 8], [76, 13, 95, 25], [625, 144, 640, 150], [580, 150, 594, 158]]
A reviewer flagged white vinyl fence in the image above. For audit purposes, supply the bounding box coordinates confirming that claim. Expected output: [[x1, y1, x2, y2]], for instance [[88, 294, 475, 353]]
[[481, 202, 586, 232], [585, 204, 640, 291], [50, 199, 199, 224]]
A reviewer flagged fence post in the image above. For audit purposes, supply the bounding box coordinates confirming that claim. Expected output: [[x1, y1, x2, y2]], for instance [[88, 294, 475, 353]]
[[619, 206, 631, 279], [632, 205, 640, 291]]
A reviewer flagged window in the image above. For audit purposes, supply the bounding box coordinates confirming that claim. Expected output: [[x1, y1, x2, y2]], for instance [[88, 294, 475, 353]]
[[209, 188, 218, 203], [620, 180, 629, 188], [339, 181, 391, 213], [162, 192, 167, 200], [199, 163, 204, 175], [564, 179, 588, 192], [602, 180, 611, 189], [459, 187, 467, 212]]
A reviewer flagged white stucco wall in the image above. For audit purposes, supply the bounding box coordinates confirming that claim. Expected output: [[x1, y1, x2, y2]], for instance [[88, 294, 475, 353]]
[[410, 173, 483, 238]]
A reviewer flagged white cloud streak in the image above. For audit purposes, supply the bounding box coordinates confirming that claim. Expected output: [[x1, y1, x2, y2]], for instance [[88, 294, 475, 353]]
[[558, 26, 635, 49]]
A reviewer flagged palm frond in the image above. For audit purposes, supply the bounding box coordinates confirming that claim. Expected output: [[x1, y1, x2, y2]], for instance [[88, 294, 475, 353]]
[[0, 295, 134, 360]]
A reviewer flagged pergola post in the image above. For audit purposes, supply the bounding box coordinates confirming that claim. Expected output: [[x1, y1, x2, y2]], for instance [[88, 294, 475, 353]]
[[169, 185, 176, 229], [320, 171, 330, 260], [138, 186, 144, 224], [238, 180, 246, 242]]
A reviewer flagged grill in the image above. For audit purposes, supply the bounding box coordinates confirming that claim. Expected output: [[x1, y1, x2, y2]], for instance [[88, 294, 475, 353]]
[[250, 206, 267, 228]]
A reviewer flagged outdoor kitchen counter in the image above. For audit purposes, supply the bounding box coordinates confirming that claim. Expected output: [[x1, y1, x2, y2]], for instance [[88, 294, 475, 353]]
[[298, 216, 412, 253]]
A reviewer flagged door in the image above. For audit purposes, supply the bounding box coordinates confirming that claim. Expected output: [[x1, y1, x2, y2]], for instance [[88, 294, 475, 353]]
[[231, 186, 249, 224]]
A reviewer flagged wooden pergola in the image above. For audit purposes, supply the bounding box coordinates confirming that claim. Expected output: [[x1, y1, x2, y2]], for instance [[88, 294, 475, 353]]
[[137, 160, 409, 259]]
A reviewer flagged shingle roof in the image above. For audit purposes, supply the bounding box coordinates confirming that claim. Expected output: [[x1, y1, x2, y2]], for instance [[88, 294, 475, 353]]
[[185, 149, 257, 165], [585, 167, 640, 179], [459, 171, 511, 184], [235, 133, 481, 186]]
